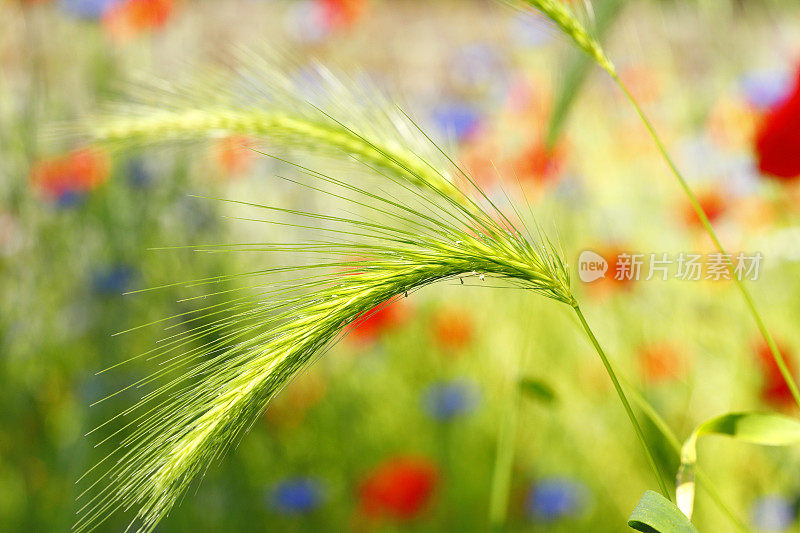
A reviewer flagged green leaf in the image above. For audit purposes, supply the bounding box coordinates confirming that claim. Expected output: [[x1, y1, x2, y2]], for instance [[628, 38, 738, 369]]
[[628, 491, 699, 533], [518, 377, 556, 404], [677, 412, 800, 519]]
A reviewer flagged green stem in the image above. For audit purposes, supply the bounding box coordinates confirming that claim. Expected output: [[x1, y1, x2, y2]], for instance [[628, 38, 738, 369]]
[[488, 357, 523, 531], [625, 382, 751, 533], [573, 304, 671, 499], [610, 74, 800, 411]]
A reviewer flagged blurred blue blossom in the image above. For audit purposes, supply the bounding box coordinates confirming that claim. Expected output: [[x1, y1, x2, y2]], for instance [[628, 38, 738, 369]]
[[269, 478, 324, 514], [127, 159, 152, 188], [55, 190, 86, 209], [60, 0, 121, 19], [91, 265, 136, 295], [526, 478, 588, 522], [750, 495, 797, 532], [432, 103, 482, 143], [741, 71, 792, 110], [422, 380, 479, 421]]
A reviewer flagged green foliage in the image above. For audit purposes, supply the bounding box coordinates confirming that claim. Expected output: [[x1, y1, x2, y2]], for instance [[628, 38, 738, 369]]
[[518, 376, 557, 404], [628, 491, 698, 533], [677, 412, 800, 519]]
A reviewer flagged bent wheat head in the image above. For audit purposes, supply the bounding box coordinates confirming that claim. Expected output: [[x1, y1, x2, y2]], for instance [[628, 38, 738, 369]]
[[76, 113, 573, 532]]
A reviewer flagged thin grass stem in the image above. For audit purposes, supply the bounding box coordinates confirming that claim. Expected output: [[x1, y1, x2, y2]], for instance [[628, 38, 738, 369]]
[[572, 304, 670, 499], [488, 348, 525, 531], [611, 74, 800, 411]]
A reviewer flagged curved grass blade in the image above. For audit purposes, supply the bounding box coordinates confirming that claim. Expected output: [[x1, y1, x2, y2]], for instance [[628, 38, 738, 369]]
[[626, 384, 751, 532], [629, 490, 699, 533], [676, 412, 800, 519]]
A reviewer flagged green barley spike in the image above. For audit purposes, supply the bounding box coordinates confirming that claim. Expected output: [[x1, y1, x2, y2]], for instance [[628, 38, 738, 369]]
[[68, 50, 467, 208], [71, 51, 674, 532], [510, 0, 616, 74], [74, 167, 575, 533]]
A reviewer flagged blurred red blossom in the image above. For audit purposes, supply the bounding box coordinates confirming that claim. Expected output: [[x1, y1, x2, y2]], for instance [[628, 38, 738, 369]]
[[213, 135, 256, 176], [432, 307, 474, 352], [584, 247, 636, 296], [358, 456, 438, 521], [755, 64, 800, 181], [755, 341, 798, 409], [683, 190, 729, 228], [319, 0, 367, 30], [30, 148, 110, 202], [103, 0, 174, 41], [349, 300, 406, 343], [513, 141, 565, 186], [638, 343, 686, 383]]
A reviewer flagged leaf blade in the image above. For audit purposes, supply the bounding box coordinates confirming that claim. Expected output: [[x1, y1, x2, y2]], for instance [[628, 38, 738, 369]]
[[628, 491, 699, 533], [677, 412, 800, 519]]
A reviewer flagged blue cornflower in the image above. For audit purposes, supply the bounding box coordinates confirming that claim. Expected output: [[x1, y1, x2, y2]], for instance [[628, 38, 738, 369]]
[[422, 380, 478, 421], [750, 495, 797, 532], [741, 71, 792, 110], [91, 265, 136, 295], [432, 103, 482, 143], [60, 0, 121, 19], [269, 478, 324, 515], [526, 478, 588, 522]]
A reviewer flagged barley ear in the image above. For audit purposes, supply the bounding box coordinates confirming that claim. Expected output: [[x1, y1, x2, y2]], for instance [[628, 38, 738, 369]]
[[507, 0, 616, 75]]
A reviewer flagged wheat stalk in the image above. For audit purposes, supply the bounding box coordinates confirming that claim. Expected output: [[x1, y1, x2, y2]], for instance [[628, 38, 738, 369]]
[[511, 0, 800, 410]]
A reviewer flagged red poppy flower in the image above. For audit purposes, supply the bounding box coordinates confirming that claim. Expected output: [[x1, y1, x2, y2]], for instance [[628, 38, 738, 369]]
[[359, 456, 438, 521], [432, 308, 474, 352], [754, 65, 800, 181], [103, 0, 174, 41], [683, 190, 728, 227], [349, 300, 405, 342], [754, 341, 797, 408], [30, 148, 110, 201]]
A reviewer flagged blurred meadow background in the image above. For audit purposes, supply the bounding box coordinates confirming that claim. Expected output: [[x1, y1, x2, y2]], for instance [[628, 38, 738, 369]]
[[2, 0, 800, 531]]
